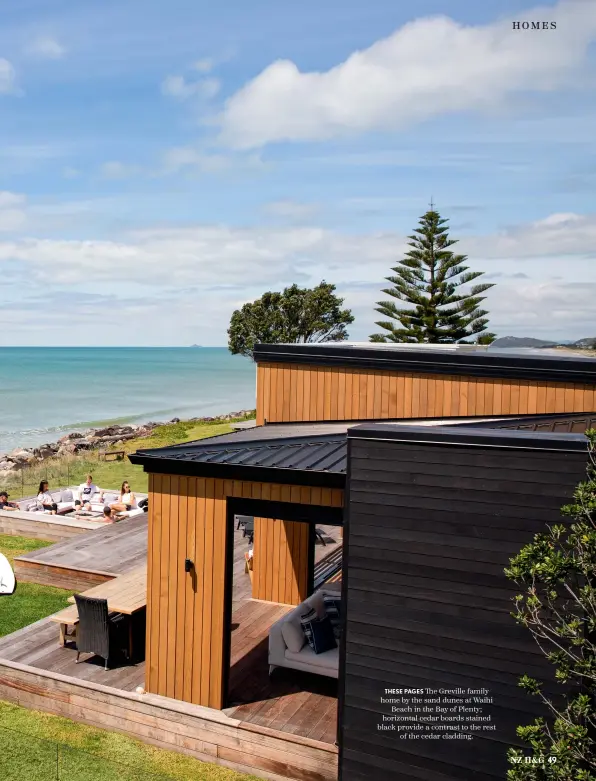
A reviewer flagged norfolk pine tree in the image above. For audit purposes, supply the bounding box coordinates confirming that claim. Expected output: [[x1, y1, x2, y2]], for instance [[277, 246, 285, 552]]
[[370, 207, 496, 343]]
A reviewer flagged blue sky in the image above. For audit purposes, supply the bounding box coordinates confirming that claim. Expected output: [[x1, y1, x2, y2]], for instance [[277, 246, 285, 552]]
[[0, 0, 595, 345]]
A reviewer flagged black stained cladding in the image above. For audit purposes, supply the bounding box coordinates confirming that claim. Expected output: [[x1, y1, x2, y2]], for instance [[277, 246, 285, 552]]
[[338, 423, 588, 781]]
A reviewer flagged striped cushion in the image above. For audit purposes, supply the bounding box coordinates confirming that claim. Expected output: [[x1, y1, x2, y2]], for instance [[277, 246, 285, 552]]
[[300, 609, 337, 655], [323, 595, 342, 639]]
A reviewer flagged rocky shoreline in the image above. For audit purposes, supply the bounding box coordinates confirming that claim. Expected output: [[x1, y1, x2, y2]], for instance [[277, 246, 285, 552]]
[[0, 409, 255, 473]]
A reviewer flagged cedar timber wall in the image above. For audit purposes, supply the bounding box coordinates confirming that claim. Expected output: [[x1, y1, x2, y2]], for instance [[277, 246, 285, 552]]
[[146, 474, 343, 709], [256, 362, 596, 425]]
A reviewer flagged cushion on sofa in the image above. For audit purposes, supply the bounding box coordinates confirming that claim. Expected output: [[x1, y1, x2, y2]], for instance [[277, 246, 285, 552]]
[[300, 610, 337, 655], [323, 594, 342, 639], [61, 489, 74, 502], [285, 644, 339, 671], [281, 617, 305, 653]]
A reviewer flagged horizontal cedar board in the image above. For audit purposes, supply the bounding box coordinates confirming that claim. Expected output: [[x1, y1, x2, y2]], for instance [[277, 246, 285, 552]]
[[349, 525, 528, 556], [347, 586, 514, 625], [347, 497, 569, 529], [350, 482, 573, 512], [346, 618, 546, 668], [347, 570, 517, 608], [344, 605, 545, 658], [348, 553, 517, 592], [349, 490, 569, 522], [349, 456, 585, 485], [345, 633, 555, 683], [349, 445, 587, 473], [347, 594, 531, 642], [349, 467, 580, 499], [345, 508, 551, 542], [346, 545, 511, 577]]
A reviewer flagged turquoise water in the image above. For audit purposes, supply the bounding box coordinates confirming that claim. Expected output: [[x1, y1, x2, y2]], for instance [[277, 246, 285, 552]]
[[0, 348, 256, 453]]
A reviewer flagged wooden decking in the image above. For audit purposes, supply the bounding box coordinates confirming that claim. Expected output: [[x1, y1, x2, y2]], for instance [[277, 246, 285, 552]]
[[226, 600, 338, 744], [3, 517, 342, 750], [13, 513, 148, 591]]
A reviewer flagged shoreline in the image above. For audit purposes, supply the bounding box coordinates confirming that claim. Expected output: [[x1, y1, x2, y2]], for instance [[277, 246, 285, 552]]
[[0, 409, 256, 474]]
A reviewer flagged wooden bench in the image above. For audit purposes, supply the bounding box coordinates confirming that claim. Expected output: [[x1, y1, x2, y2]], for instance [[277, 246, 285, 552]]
[[99, 450, 125, 462], [48, 604, 80, 646]]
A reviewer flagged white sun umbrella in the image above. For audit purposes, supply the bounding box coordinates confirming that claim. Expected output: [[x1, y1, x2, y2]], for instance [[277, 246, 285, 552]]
[[0, 552, 16, 595]]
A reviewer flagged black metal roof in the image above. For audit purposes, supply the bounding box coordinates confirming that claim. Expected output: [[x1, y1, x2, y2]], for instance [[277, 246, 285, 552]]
[[130, 412, 595, 486], [253, 343, 596, 384], [129, 433, 347, 488]]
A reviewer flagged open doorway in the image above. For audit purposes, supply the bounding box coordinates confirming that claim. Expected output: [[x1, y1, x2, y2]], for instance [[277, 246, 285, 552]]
[[222, 498, 343, 744]]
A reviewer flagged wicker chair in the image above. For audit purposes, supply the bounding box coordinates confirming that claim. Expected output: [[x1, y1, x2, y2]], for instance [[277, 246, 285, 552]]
[[74, 594, 127, 670]]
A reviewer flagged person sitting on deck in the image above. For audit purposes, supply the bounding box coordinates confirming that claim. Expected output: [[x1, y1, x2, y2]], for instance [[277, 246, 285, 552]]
[[37, 481, 58, 514], [75, 474, 101, 511], [0, 491, 18, 511], [102, 505, 126, 523], [108, 481, 137, 515]]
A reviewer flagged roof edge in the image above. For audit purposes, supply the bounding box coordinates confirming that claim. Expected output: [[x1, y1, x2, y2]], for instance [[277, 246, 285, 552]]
[[253, 343, 596, 384], [347, 423, 589, 452]]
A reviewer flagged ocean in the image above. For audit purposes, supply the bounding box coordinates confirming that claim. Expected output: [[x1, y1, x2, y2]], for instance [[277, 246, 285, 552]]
[[0, 347, 256, 454]]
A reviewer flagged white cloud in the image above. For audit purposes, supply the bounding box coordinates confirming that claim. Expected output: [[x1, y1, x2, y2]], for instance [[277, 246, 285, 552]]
[[62, 167, 80, 179], [0, 192, 27, 232], [161, 74, 220, 100], [460, 213, 596, 259], [0, 210, 594, 340], [25, 36, 66, 60], [218, 0, 596, 148], [0, 59, 17, 94], [194, 58, 214, 73]]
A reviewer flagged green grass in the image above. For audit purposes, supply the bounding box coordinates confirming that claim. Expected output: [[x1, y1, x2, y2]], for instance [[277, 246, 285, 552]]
[[0, 701, 257, 780], [0, 414, 255, 497], [0, 534, 72, 637]]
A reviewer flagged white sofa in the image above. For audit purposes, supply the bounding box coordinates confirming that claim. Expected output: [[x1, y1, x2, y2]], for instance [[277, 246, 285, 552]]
[[16, 486, 146, 518], [268, 587, 341, 679]]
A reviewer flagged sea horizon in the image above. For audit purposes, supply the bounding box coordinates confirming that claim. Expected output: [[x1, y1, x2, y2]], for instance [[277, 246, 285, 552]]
[[0, 347, 256, 453]]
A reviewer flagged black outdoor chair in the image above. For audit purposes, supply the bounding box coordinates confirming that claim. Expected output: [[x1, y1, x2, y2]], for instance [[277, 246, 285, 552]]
[[74, 594, 128, 670], [236, 514, 251, 530], [242, 517, 255, 545]]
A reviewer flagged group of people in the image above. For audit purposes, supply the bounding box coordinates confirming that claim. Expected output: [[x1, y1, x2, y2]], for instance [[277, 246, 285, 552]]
[[34, 474, 138, 522]]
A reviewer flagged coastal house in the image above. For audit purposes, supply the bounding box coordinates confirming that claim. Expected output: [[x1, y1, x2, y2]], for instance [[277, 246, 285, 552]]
[[0, 343, 595, 781]]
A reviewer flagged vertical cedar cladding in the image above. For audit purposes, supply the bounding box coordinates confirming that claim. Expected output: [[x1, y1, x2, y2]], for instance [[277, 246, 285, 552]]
[[340, 430, 587, 781], [256, 362, 596, 425], [146, 475, 343, 709]]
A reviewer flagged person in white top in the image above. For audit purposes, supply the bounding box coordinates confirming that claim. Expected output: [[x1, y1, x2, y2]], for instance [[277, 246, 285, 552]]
[[108, 481, 137, 515], [37, 480, 58, 514], [75, 474, 101, 511]]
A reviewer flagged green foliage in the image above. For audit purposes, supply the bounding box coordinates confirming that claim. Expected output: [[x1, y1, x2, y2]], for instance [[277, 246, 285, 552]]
[[504, 430, 596, 779], [370, 208, 495, 343], [227, 281, 354, 358]]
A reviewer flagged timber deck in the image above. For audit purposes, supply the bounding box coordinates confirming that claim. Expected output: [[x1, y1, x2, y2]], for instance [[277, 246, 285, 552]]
[[2, 519, 341, 752]]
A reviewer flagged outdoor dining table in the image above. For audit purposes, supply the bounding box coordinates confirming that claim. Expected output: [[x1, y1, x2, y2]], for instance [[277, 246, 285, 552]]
[[60, 565, 147, 657]]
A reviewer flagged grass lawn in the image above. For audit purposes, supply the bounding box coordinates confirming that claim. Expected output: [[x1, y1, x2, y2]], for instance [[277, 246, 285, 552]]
[[0, 534, 72, 637], [0, 701, 257, 780]]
